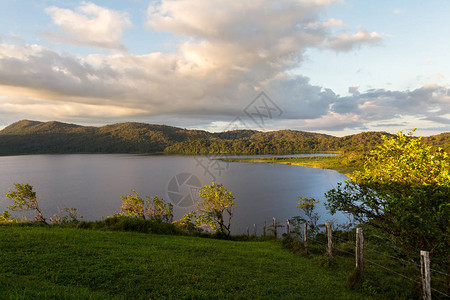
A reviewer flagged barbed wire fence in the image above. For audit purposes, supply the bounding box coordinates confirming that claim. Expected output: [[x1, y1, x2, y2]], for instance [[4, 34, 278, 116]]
[[242, 218, 449, 299]]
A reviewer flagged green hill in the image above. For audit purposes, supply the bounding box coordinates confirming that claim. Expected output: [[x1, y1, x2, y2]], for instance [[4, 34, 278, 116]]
[[0, 120, 447, 155], [423, 132, 450, 151], [0, 120, 211, 155]]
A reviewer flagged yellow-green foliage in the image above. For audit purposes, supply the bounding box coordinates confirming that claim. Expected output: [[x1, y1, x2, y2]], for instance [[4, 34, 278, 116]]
[[196, 182, 236, 236], [0, 210, 19, 223], [49, 208, 83, 224], [5, 183, 47, 224], [326, 130, 450, 265], [120, 190, 173, 222], [353, 129, 449, 185]]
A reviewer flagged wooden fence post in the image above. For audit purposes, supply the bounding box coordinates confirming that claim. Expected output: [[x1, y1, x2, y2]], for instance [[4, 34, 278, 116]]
[[246, 226, 249, 238], [420, 250, 432, 300], [356, 228, 364, 279], [253, 224, 257, 236], [263, 221, 266, 236], [325, 221, 333, 261], [273, 217, 277, 238], [286, 219, 290, 236], [304, 223, 308, 255]]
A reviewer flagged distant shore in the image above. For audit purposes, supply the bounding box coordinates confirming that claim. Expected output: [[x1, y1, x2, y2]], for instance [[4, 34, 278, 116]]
[[221, 155, 359, 176]]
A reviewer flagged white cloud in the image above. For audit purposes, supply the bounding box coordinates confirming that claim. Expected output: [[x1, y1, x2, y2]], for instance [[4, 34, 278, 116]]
[[324, 29, 382, 51], [45, 2, 132, 51], [3, 0, 445, 135], [308, 18, 345, 28]]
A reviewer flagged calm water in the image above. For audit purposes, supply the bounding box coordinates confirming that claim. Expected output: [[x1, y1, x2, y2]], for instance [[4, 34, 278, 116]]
[[0, 154, 348, 234]]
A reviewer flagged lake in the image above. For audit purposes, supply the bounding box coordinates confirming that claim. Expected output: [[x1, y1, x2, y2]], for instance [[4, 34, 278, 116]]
[[0, 154, 349, 234]]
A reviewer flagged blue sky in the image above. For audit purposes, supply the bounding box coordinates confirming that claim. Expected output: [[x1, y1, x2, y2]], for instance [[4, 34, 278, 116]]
[[0, 0, 448, 136]]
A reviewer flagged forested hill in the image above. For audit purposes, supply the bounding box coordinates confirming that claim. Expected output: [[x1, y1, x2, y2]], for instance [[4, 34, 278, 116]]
[[0, 120, 447, 155]]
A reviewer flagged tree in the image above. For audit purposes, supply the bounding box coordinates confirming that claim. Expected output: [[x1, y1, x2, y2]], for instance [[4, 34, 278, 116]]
[[5, 183, 47, 224], [49, 207, 83, 224], [121, 190, 146, 219], [120, 190, 173, 222], [147, 196, 173, 223], [291, 197, 320, 238], [326, 130, 449, 263], [196, 182, 236, 237]]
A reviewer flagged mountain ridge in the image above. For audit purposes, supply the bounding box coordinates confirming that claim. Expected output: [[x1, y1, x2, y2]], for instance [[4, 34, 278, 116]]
[[0, 120, 447, 155]]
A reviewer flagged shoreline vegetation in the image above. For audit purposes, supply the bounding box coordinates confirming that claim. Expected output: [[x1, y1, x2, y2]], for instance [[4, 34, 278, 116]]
[[221, 154, 360, 176]]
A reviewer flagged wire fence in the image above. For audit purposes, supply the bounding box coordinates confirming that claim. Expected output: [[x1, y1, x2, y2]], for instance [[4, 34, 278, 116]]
[[243, 218, 450, 299]]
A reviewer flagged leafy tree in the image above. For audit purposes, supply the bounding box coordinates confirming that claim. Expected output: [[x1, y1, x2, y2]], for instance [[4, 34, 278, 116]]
[[173, 211, 201, 233], [0, 210, 17, 223], [291, 197, 320, 238], [121, 190, 146, 219], [326, 130, 450, 263], [49, 207, 83, 224], [147, 196, 173, 223], [196, 182, 236, 237], [120, 190, 173, 222], [5, 183, 47, 224]]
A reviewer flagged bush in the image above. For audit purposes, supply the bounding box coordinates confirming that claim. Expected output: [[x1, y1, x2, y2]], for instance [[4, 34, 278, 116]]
[[77, 216, 182, 235]]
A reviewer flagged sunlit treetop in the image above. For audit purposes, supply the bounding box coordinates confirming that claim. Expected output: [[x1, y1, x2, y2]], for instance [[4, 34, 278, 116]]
[[353, 129, 450, 187]]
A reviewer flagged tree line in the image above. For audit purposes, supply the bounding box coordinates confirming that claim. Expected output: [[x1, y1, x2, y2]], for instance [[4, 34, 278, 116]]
[[1, 120, 448, 155]]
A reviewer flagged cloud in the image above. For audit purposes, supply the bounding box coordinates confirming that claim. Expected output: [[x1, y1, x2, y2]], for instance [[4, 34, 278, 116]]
[[329, 86, 450, 127], [2, 0, 447, 135], [324, 29, 382, 51], [348, 85, 360, 95], [307, 18, 345, 28], [425, 116, 450, 124], [45, 2, 132, 51]]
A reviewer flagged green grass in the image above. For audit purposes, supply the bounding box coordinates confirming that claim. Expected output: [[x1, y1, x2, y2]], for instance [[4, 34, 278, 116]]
[[0, 225, 369, 299], [222, 155, 360, 176]]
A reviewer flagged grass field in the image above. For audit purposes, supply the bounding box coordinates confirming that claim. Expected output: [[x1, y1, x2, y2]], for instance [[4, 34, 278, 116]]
[[0, 225, 370, 299]]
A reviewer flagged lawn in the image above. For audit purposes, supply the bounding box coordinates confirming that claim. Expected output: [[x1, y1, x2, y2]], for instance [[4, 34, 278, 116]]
[[0, 225, 368, 299]]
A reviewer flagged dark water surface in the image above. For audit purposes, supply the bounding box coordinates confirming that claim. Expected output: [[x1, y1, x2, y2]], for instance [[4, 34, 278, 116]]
[[0, 154, 349, 234]]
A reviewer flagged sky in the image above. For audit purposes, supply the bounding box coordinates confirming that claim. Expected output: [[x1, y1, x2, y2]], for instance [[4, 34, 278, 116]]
[[0, 0, 448, 136]]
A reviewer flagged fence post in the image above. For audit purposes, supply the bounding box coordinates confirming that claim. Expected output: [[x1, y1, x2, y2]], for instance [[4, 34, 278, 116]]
[[273, 217, 277, 238], [253, 224, 257, 236], [304, 223, 308, 255], [420, 250, 431, 300], [263, 221, 266, 236], [286, 219, 290, 236], [246, 226, 249, 238], [325, 221, 333, 261], [356, 228, 364, 279]]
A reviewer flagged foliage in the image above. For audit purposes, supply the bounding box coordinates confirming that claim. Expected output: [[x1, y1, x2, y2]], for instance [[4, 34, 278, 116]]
[[78, 215, 182, 235], [1, 120, 447, 156], [326, 130, 450, 264], [5, 183, 47, 224], [290, 197, 320, 238], [120, 190, 173, 222], [0, 210, 20, 223], [172, 211, 202, 233], [196, 182, 236, 237], [298, 197, 320, 231], [49, 207, 83, 224], [120, 190, 146, 218], [147, 196, 174, 223]]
